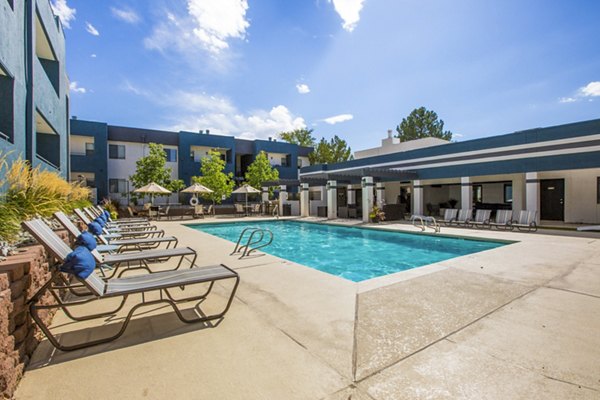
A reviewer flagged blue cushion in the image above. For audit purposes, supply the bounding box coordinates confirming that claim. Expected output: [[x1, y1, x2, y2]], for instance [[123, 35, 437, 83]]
[[60, 246, 96, 279], [75, 231, 97, 251], [94, 217, 106, 227], [103, 210, 112, 221], [87, 221, 103, 235]]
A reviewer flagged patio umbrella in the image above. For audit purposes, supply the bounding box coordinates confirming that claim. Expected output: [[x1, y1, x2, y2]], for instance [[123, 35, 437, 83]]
[[232, 184, 261, 213], [133, 182, 171, 205], [181, 183, 214, 206]]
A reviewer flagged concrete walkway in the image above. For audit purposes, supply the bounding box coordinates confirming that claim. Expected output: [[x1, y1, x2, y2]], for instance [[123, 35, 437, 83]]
[[15, 217, 600, 399]]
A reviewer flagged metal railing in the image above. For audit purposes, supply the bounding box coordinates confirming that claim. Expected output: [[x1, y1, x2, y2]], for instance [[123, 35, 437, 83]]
[[231, 227, 274, 259], [410, 215, 441, 233]]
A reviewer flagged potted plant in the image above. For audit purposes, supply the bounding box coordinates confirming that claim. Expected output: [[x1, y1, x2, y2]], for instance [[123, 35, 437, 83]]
[[369, 206, 386, 223]]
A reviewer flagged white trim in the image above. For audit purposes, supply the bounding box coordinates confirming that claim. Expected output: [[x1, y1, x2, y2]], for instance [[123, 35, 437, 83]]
[[301, 134, 600, 176]]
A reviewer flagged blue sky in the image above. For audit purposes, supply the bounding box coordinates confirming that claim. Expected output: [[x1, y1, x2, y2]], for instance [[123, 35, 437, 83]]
[[54, 0, 600, 151]]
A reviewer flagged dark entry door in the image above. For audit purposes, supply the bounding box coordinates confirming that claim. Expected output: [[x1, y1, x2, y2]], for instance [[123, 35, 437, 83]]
[[540, 179, 564, 221]]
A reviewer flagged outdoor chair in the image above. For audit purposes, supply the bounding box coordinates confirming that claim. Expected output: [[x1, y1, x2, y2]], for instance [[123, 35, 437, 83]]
[[194, 204, 206, 218], [22, 219, 239, 351], [84, 208, 151, 228], [251, 203, 262, 216], [451, 209, 472, 226], [512, 210, 538, 232], [75, 209, 164, 239], [490, 210, 513, 230], [158, 206, 171, 220], [438, 208, 458, 226], [468, 209, 492, 229], [74, 209, 180, 251], [44, 216, 198, 279], [91, 206, 148, 224], [234, 203, 245, 216]]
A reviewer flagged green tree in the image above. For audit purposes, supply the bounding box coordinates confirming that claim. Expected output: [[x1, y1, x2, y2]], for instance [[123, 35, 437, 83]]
[[309, 135, 353, 164], [244, 151, 279, 192], [279, 128, 316, 147], [166, 179, 186, 203], [396, 107, 453, 142], [192, 150, 235, 205], [129, 143, 172, 189]]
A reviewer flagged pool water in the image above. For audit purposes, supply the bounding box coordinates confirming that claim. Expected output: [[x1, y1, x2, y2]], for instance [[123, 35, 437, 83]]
[[191, 221, 507, 282]]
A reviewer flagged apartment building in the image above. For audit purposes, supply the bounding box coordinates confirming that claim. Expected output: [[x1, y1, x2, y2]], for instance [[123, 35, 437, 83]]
[[70, 118, 312, 203], [0, 0, 70, 176]]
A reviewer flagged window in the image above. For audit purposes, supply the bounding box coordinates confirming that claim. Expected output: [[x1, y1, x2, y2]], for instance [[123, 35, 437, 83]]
[[0, 66, 14, 142], [164, 148, 177, 162], [281, 157, 288, 167], [504, 184, 513, 203], [473, 185, 483, 203], [219, 153, 226, 162], [35, 13, 60, 96], [109, 179, 127, 193], [297, 158, 303, 168], [309, 191, 322, 201], [85, 142, 94, 156], [109, 144, 126, 159]]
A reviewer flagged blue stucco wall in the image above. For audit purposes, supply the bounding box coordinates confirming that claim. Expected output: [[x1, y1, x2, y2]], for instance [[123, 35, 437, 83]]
[[253, 139, 300, 180], [178, 131, 236, 184], [70, 119, 109, 199], [0, 0, 68, 178]]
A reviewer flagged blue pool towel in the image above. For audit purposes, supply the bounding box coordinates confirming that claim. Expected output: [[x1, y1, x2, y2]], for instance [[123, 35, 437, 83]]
[[87, 221, 103, 235], [75, 231, 97, 251], [60, 246, 96, 279]]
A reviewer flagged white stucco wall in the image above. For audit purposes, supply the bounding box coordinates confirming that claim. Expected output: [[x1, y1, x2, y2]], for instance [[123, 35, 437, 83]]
[[70, 135, 93, 156]]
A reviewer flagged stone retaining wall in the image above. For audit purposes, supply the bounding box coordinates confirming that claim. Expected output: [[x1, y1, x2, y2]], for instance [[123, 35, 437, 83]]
[[0, 230, 69, 398]]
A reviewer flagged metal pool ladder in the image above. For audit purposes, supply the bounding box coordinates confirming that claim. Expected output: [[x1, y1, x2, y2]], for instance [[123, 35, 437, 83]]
[[231, 227, 274, 259], [410, 215, 441, 233]]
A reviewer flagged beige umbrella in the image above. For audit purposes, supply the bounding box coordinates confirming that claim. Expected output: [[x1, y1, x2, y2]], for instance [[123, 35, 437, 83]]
[[232, 184, 261, 213], [133, 182, 171, 205], [181, 183, 214, 206]]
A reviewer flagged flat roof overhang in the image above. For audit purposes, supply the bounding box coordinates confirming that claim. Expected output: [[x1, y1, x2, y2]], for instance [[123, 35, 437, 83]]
[[299, 167, 418, 184]]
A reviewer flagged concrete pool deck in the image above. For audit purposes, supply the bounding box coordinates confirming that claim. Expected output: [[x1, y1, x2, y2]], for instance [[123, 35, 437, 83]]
[[15, 217, 600, 399]]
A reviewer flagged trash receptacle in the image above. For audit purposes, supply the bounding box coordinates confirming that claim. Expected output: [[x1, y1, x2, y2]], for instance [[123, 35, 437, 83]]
[[282, 204, 292, 216]]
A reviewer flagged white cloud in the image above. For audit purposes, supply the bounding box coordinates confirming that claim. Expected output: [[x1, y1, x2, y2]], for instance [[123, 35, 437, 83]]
[[296, 84, 310, 94], [91, 53, 97, 58], [121, 80, 152, 97], [50, 0, 76, 29], [69, 81, 86, 94], [329, 0, 365, 32], [145, 0, 249, 57], [559, 97, 577, 103], [559, 81, 600, 104], [85, 22, 99, 36], [323, 113, 353, 124], [579, 81, 600, 97], [111, 6, 141, 24]]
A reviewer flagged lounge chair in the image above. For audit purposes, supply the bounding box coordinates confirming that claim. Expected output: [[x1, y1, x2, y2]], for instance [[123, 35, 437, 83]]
[[74, 209, 179, 251], [468, 209, 492, 229], [194, 204, 206, 218], [490, 210, 513, 230], [438, 209, 458, 226], [86, 207, 150, 227], [451, 209, 472, 226], [53, 212, 197, 277], [75, 209, 164, 238], [512, 210, 538, 232], [22, 219, 239, 351]]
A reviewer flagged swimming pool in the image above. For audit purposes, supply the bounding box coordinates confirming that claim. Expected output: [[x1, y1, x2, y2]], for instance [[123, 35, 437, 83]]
[[191, 221, 508, 282]]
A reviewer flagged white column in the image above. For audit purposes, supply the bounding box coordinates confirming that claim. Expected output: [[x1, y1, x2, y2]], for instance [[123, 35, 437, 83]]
[[413, 180, 423, 216], [347, 185, 356, 205], [376, 182, 385, 208], [261, 187, 269, 203], [362, 177, 374, 223], [279, 185, 288, 215], [300, 183, 310, 217], [525, 172, 540, 223], [327, 180, 337, 219], [461, 177, 472, 210]]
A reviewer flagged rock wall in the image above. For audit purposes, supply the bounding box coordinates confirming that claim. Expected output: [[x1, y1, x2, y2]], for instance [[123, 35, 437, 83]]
[[0, 230, 69, 398]]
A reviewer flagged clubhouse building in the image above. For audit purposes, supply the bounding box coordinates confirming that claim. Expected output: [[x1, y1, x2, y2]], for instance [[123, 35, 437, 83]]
[[298, 119, 600, 225]]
